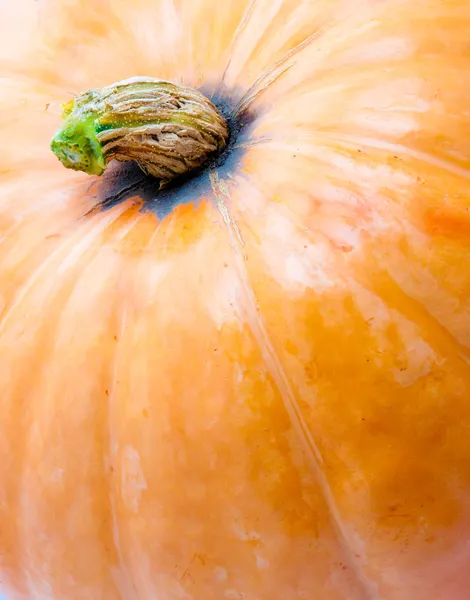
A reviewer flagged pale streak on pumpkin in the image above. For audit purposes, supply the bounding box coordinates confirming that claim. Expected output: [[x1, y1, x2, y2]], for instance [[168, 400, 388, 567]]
[[1, 1, 470, 600]]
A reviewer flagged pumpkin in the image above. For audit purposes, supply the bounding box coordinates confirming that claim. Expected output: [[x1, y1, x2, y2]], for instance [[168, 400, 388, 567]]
[[1, 0, 469, 598]]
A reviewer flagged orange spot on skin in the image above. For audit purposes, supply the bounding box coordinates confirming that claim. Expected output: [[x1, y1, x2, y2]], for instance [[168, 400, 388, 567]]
[[424, 205, 470, 238]]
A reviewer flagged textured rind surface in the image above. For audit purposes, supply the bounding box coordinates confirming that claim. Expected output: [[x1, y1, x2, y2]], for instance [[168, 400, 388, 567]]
[[0, 1, 470, 599]]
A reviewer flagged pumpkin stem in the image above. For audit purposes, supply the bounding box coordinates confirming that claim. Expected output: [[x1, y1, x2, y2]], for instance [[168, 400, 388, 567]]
[[51, 77, 229, 187]]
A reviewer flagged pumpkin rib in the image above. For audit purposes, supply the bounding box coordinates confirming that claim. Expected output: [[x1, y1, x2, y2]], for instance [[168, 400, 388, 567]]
[[233, 26, 326, 117], [17, 281, 97, 600], [102, 211, 176, 600], [1, 231, 116, 598], [107, 302, 142, 600], [68, 208, 157, 600], [221, 0, 288, 88], [247, 133, 470, 182], [104, 212, 164, 598], [1, 206, 151, 599], [220, 0, 257, 85], [310, 133, 470, 182], [210, 174, 381, 600]]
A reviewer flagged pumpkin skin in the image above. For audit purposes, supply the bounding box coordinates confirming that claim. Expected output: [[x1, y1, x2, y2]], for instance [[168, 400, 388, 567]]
[[1, 0, 470, 599]]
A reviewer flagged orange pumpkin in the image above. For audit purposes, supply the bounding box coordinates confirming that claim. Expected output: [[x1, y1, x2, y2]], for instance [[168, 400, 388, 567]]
[[1, 1, 470, 599]]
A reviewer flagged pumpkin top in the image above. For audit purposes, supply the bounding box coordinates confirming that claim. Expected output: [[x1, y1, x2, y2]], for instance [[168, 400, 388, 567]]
[[1, 1, 470, 600]]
